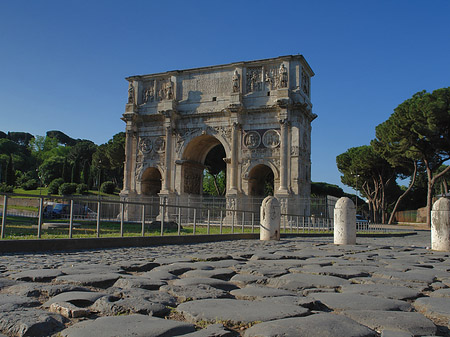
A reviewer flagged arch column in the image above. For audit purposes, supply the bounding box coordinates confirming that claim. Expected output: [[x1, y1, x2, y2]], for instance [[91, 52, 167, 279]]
[[278, 119, 289, 194], [229, 122, 240, 193], [161, 125, 172, 192]]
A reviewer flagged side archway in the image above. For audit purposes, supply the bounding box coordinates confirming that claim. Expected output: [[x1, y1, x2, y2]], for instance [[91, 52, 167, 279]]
[[141, 167, 162, 195], [247, 164, 274, 197]]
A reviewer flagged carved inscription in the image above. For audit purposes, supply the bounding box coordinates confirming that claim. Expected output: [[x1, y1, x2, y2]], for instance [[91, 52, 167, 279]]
[[181, 73, 231, 99]]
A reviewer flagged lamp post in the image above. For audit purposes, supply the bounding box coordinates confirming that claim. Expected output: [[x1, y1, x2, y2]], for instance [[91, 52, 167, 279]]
[[353, 171, 360, 214]]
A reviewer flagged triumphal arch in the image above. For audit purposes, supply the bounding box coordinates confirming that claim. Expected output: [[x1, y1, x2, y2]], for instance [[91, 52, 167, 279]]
[[120, 55, 316, 219]]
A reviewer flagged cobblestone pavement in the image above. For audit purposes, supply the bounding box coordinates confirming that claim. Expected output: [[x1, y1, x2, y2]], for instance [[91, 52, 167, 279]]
[[1, 231, 450, 337]]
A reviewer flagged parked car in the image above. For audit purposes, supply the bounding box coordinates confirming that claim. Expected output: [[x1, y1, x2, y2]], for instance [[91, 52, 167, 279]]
[[43, 203, 96, 219]]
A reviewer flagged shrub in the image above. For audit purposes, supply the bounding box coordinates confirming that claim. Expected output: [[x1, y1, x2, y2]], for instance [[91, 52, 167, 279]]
[[76, 183, 89, 195], [48, 178, 64, 194], [59, 183, 77, 195], [22, 179, 39, 191], [100, 181, 116, 194], [0, 183, 13, 193]]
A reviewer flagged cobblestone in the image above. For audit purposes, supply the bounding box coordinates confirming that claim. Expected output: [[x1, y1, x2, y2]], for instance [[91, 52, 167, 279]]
[[0, 231, 449, 336]]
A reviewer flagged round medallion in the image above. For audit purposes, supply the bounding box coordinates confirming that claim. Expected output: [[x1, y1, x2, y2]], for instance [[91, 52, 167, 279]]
[[244, 131, 261, 149], [138, 138, 152, 154], [262, 130, 280, 148], [154, 136, 165, 153]]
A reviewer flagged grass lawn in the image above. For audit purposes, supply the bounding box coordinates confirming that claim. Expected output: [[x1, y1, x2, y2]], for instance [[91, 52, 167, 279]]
[[1, 215, 400, 240], [12, 188, 120, 199]]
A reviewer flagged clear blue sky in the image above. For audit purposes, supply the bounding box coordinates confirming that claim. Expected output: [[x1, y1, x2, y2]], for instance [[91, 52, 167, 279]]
[[1, 0, 449, 193]]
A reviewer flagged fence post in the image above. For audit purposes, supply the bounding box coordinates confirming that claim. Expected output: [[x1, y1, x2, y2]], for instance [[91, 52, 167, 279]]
[[161, 201, 166, 236], [96, 201, 101, 238], [251, 212, 254, 233], [120, 203, 124, 237], [1, 195, 8, 239], [37, 197, 44, 238], [177, 206, 181, 236], [141, 204, 145, 237], [242, 212, 245, 233], [207, 209, 210, 235], [193, 208, 196, 235], [220, 210, 223, 234], [69, 199, 74, 238], [232, 209, 235, 234]]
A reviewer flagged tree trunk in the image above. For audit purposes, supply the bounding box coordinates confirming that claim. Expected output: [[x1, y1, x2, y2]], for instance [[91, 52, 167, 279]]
[[388, 161, 417, 225]]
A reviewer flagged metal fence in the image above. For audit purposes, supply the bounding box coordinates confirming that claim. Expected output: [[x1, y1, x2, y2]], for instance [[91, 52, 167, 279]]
[[1, 193, 391, 240]]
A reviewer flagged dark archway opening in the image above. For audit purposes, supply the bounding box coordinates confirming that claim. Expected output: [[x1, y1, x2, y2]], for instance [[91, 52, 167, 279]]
[[182, 135, 227, 195], [141, 167, 162, 195], [248, 164, 274, 197], [203, 144, 226, 196]]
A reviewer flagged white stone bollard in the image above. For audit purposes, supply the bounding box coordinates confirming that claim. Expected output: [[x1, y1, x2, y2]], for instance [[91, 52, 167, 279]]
[[334, 197, 356, 245], [260, 196, 280, 241], [431, 197, 450, 251]]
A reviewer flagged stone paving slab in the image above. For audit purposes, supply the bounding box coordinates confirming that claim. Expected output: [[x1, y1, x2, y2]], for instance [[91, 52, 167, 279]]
[[310, 293, 411, 311], [339, 283, 421, 300], [0, 232, 449, 336], [43, 291, 107, 308], [341, 310, 437, 335], [0, 309, 66, 337], [171, 277, 239, 291], [243, 313, 377, 337], [8, 269, 64, 282], [113, 275, 166, 290], [160, 284, 230, 302], [90, 294, 169, 316], [59, 314, 195, 337], [176, 298, 309, 325], [54, 273, 122, 288], [267, 272, 351, 290], [414, 296, 450, 324], [230, 285, 295, 300]]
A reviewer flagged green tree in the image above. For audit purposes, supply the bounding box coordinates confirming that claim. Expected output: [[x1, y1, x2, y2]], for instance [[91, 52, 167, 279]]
[[7, 132, 34, 146], [67, 140, 97, 184], [374, 88, 450, 227], [104, 132, 125, 188], [5, 153, 15, 186], [311, 182, 345, 198], [39, 156, 65, 185], [336, 145, 396, 223]]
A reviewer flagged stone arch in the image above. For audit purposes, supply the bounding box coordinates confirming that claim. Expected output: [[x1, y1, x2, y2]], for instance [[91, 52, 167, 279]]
[[181, 134, 227, 195], [247, 164, 275, 197], [176, 127, 231, 161], [244, 159, 280, 182], [141, 167, 162, 196]]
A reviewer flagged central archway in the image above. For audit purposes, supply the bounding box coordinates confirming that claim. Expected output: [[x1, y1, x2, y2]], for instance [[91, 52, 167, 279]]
[[181, 135, 226, 195]]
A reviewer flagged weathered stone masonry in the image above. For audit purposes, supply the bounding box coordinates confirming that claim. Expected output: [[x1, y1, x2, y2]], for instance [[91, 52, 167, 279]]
[[120, 55, 316, 219]]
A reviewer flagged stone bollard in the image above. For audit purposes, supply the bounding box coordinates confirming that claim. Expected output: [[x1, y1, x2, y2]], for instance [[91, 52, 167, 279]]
[[334, 197, 356, 245], [260, 196, 280, 241], [431, 197, 450, 251]]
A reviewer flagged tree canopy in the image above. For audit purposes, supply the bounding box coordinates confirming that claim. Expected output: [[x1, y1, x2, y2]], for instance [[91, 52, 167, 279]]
[[374, 87, 450, 226]]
